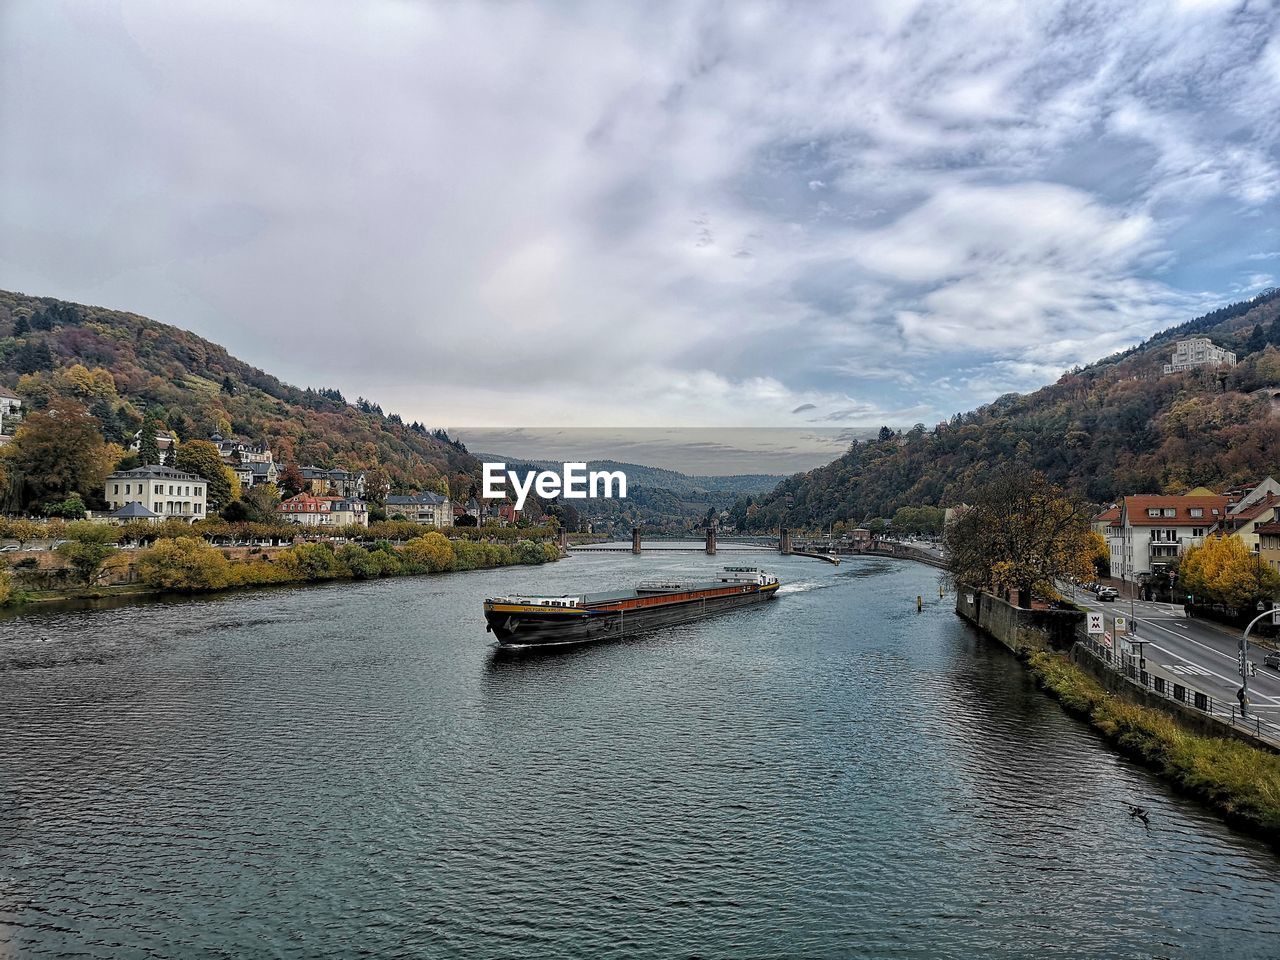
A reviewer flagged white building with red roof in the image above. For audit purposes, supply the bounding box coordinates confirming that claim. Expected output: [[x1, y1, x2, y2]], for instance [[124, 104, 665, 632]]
[[1110, 491, 1228, 581]]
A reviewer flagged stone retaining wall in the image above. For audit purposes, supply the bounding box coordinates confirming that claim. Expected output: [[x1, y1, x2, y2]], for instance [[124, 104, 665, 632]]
[[955, 588, 1084, 654]]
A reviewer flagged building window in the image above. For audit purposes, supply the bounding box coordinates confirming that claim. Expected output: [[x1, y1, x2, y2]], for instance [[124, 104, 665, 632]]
[[1147, 508, 1160, 517], [1190, 508, 1203, 518], [1162, 508, 1176, 517]]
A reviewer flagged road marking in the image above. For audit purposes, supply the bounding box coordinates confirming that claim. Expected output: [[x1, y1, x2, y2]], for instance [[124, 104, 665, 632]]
[[1146, 641, 1280, 702], [1162, 663, 1212, 676]]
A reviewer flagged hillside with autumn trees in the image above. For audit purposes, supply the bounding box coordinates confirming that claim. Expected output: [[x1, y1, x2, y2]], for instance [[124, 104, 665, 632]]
[[733, 288, 1280, 532], [0, 290, 479, 514]]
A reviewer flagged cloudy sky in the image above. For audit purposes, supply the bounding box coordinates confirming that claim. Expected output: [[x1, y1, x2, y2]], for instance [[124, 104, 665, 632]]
[[3, 0, 1279, 434]]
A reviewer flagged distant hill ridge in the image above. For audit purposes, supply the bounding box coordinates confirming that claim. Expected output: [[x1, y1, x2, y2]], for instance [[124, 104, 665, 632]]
[[475, 454, 783, 498], [732, 288, 1280, 532], [0, 290, 478, 495]]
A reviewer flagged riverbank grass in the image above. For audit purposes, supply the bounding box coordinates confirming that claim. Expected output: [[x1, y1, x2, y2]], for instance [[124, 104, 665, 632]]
[[1028, 651, 1280, 844]]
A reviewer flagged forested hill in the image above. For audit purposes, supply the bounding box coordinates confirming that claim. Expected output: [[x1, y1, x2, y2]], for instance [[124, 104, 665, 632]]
[[0, 290, 478, 495], [732, 288, 1280, 532]]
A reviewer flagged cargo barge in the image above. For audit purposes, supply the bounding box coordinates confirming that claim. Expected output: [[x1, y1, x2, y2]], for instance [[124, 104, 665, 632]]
[[484, 565, 780, 647]]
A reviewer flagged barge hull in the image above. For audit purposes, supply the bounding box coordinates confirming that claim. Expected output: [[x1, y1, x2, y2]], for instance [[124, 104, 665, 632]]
[[486, 583, 779, 647]]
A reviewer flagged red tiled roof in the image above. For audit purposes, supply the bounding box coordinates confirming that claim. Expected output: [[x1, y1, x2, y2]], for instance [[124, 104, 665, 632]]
[[278, 493, 331, 513], [1092, 506, 1120, 523], [1121, 494, 1227, 526], [1221, 493, 1280, 529]]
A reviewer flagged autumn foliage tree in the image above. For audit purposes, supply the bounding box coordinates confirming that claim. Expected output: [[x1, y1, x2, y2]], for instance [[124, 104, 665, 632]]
[[1085, 530, 1110, 576], [401, 532, 455, 572], [945, 466, 1095, 607], [56, 521, 121, 586], [3, 398, 115, 511], [1179, 535, 1280, 610], [278, 463, 305, 498], [136, 536, 232, 591]]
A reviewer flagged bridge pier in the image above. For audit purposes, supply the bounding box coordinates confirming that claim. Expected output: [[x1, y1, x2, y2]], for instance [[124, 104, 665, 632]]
[[780, 527, 792, 555], [705, 526, 716, 555], [632, 528, 642, 555]]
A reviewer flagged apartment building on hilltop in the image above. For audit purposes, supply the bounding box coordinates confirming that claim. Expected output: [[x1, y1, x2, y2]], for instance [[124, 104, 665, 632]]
[[1162, 337, 1237, 375]]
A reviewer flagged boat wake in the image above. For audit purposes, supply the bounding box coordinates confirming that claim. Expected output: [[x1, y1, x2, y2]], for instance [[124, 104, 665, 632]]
[[778, 579, 836, 595]]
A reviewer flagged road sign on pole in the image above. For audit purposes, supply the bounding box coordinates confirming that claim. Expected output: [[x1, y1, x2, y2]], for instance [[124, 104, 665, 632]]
[[1087, 612, 1104, 635], [1114, 616, 1127, 635]]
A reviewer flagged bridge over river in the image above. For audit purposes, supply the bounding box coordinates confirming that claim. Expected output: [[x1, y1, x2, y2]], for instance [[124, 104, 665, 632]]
[[567, 528, 840, 564]]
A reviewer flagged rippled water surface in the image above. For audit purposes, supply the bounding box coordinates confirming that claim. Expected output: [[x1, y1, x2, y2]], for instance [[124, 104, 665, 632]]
[[2, 552, 1279, 959]]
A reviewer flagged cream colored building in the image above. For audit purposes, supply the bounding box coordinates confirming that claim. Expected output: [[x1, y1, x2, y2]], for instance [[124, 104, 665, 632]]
[[1162, 337, 1237, 375], [385, 492, 452, 528], [277, 493, 369, 528], [105, 465, 207, 522]]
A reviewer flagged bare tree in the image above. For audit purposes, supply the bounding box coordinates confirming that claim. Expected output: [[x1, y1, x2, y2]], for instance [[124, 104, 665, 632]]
[[945, 466, 1094, 607]]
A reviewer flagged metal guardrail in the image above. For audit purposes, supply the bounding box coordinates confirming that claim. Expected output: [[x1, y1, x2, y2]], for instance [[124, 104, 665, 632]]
[[1077, 638, 1280, 748]]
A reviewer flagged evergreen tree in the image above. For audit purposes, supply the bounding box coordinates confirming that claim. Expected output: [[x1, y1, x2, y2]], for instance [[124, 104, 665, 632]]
[[220, 374, 236, 396], [89, 396, 124, 444], [138, 421, 161, 466], [12, 314, 29, 335], [1246, 322, 1268, 354], [13, 340, 54, 374]]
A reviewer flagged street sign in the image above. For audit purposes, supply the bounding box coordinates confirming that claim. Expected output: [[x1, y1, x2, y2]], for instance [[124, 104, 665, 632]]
[[1087, 612, 1104, 635], [1272, 604, 1280, 626], [1114, 616, 1127, 635]]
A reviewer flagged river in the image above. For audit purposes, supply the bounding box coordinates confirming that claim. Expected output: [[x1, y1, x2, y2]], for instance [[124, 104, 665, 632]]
[[2, 551, 1278, 958]]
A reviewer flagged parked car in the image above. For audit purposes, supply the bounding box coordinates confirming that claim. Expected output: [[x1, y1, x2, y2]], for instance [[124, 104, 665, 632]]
[[1264, 651, 1280, 670], [0, 544, 18, 552]]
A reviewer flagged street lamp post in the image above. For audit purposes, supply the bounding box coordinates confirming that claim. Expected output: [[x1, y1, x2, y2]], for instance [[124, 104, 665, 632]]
[[1238, 602, 1275, 717]]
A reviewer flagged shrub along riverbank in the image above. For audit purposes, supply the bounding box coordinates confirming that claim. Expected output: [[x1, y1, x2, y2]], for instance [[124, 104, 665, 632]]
[[1, 531, 560, 604], [1027, 650, 1280, 847]]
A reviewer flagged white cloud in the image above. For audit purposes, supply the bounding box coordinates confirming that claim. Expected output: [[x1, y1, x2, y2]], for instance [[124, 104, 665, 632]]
[[0, 0, 1278, 432]]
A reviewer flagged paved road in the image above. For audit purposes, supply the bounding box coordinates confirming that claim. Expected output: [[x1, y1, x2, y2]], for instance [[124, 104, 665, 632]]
[[1067, 586, 1280, 719]]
